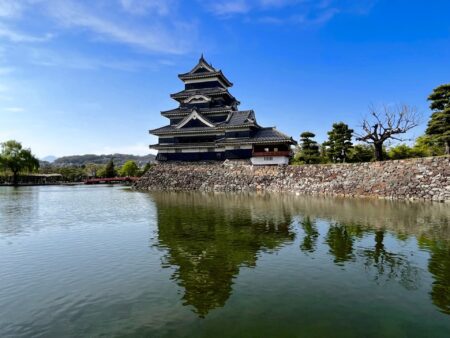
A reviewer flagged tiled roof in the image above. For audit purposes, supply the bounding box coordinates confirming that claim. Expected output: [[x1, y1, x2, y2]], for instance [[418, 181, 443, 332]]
[[216, 128, 297, 145], [178, 70, 233, 87], [151, 110, 260, 135], [177, 55, 233, 87], [170, 87, 230, 99], [150, 142, 218, 149], [149, 125, 222, 135], [160, 106, 234, 116], [218, 110, 256, 128]]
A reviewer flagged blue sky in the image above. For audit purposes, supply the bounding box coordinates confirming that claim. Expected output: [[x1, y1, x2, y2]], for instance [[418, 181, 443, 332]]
[[0, 0, 449, 158]]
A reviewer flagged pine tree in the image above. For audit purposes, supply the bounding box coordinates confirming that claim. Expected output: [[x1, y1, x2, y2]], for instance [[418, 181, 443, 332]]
[[427, 84, 450, 154], [323, 122, 354, 163], [104, 158, 116, 178], [298, 132, 320, 164]]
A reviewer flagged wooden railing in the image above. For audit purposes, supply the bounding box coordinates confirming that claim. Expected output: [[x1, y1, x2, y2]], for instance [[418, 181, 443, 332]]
[[252, 151, 291, 157]]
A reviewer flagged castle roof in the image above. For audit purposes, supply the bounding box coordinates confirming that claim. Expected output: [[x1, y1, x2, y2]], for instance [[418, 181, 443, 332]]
[[178, 55, 233, 87], [216, 128, 296, 145], [149, 110, 258, 135]]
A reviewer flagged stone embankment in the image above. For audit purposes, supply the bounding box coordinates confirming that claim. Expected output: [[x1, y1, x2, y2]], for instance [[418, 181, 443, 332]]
[[134, 156, 450, 202]]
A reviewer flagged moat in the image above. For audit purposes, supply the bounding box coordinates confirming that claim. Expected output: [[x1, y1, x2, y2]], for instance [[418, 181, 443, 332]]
[[1, 186, 449, 337]]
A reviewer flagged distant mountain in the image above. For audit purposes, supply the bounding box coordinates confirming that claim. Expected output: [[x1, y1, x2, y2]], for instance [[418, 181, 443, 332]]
[[52, 153, 156, 167], [41, 155, 57, 163]]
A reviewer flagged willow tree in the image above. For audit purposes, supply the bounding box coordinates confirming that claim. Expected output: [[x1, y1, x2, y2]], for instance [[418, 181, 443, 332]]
[[356, 104, 420, 161], [0, 140, 39, 186], [427, 84, 450, 154]]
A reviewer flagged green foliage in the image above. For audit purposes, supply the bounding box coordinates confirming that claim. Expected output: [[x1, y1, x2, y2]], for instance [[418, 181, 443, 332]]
[[323, 122, 354, 163], [295, 132, 321, 164], [57, 167, 86, 182], [347, 144, 375, 163], [426, 84, 450, 154], [52, 153, 156, 167], [96, 165, 107, 178], [387, 136, 446, 160], [84, 163, 102, 178], [119, 160, 139, 177], [413, 135, 445, 157], [139, 162, 153, 176], [387, 144, 415, 160], [0, 140, 39, 185], [104, 158, 116, 178]]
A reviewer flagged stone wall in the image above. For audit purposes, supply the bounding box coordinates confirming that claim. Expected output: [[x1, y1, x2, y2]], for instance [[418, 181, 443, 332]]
[[134, 156, 450, 202]]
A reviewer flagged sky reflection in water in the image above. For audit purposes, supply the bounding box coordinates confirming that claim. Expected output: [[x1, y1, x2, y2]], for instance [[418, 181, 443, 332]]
[[0, 186, 449, 337]]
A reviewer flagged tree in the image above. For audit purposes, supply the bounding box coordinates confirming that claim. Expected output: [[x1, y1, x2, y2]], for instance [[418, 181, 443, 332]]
[[348, 144, 375, 162], [387, 144, 415, 160], [297, 132, 321, 164], [412, 135, 444, 157], [139, 162, 153, 176], [96, 165, 107, 178], [84, 163, 100, 178], [323, 122, 354, 163], [356, 104, 421, 161], [0, 140, 39, 186], [104, 158, 116, 178], [58, 167, 86, 182], [119, 160, 139, 177], [426, 84, 450, 154]]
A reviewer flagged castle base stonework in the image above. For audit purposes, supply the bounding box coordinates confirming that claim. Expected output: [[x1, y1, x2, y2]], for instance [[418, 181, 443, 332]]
[[134, 157, 450, 202]]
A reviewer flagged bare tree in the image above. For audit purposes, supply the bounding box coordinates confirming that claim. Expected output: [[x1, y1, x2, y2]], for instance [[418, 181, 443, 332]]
[[355, 104, 421, 161]]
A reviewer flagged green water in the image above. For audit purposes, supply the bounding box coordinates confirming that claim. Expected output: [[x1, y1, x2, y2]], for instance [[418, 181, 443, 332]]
[[0, 186, 449, 337]]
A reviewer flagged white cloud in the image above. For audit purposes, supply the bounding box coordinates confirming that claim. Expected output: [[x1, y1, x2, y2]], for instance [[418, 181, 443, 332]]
[[0, 1, 24, 18], [0, 67, 14, 75], [0, 25, 53, 43], [27, 47, 170, 71], [209, 0, 251, 16], [3, 106, 24, 113], [0, 0, 195, 54], [119, 0, 173, 16], [37, 0, 193, 54], [205, 0, 374, 25]]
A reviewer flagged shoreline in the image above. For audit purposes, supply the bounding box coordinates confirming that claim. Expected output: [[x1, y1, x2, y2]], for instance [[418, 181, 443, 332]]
[[134, 156, 450, 202]]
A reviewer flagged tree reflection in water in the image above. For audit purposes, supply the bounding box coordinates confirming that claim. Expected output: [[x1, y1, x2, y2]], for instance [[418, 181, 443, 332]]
[[419, 238, 450, 315], [299, 217, 319, 253], [360, 230, 420, 290], [325, 223, 364, 264], [153, 193, 295, 317], [150, 192, 450, 317]]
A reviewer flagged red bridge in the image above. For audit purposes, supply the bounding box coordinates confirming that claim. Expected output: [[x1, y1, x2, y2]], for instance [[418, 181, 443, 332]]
[[84, 177, 139, 185]]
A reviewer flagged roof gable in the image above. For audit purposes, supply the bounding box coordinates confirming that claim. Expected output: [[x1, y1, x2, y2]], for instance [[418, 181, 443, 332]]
[[189, 55, 216, 74], [176, 110, 215, 129]]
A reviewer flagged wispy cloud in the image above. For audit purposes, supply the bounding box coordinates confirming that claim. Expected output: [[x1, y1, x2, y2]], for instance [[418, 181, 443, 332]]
[[0, 67, 14, 75], [204, 0, 375, 25], [27, 48, 173, 71], [39, 0, 194, 54], [118, 0, 174, 16], [0, 25, 53, 43], [0, 0, 196, 55], [3, 106, 24, 113], [0, 0, 24, 18], [208, 0, 251, 16]]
